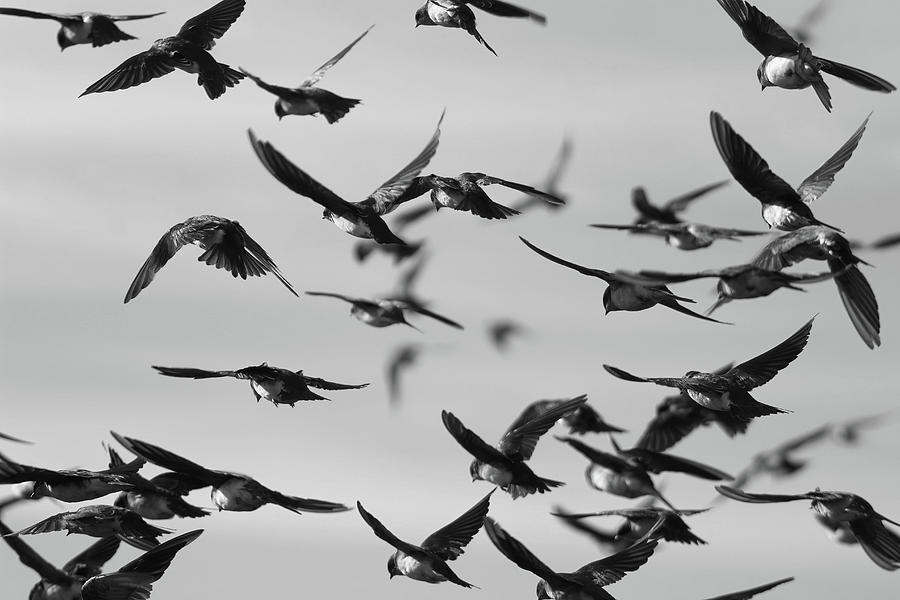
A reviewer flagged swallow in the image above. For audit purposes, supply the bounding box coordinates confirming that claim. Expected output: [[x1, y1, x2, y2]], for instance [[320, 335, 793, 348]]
[[552, 506, 630, 553], [124, 215, 297, 303], [0, 8, 164, 51], [110, 431, 351, 515], [386, 343, 422, 406], [553, 507, 709, 545], [397, 172, 564, 220], [590, 222, 767, 251], [5, 505, 171, 551], [240, 25, 371, 123], [151, 363, 368, 407], [414, 1, 546, 56], [557, 436, 732, 510], [80, 0, 245, 99], [248, 112, 443, 246], [727, 423, 834, 491], [716, 486, 900, 570], [357, 490, 492, 588], [605, 318, 814, 423], [515, 399, 625, 436], [510, 137, 572, 212], [483, 516, 659, 600], [1, 517, 120, 600], [711, 112, 870, 232], [828, 412, 891, 445], [699, 577, 794, 600], [752, 226, 879, 348], [519, 237, 728, 324], [715, 0, 895, 110], [487, 319, 527, 352], [441, 396, 587, 498], [630, 180, 729, 226], [305, 291, 463, 330], [620, 264, 837, 314], [0, 431, 31, 444]]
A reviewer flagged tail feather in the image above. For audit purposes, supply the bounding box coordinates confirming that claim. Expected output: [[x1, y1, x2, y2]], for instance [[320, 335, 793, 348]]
[[317, 94, 362, 124], [198, 63, 245, 100]]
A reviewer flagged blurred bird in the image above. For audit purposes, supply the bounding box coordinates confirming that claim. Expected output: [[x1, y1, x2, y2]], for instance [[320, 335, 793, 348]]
[[110, 432, 351, 515], [849, 231, 900, 252], [716, 486, 900, 570], [515, 399, 625, 436], [0, 431, 31, 444], [0, 8, 164, 50], [510, 137, 572, 212], [629, 181, 729, 226], [752, 226, 879, 348], [714, 0, 895, 110], [354, 238, 425, 265], [306, 291, 463, 330], [557, 436, 732, 510], [123, 215, 298, 303], [442, 396, 588, 498], [151, 363, 368, 406], [80, 0, 246, 99], [240, 25, 371, 123], [0, 452, 145, 503], [727, 423, 834, 491], [700, 577, 794, 600], [487, 319, 528, 352], [357, 490, 492, 588], [552, 506, 630, 553], [791, 0, 829, 44], [520, 237, 728, 324], [5, 505, 171, 551], [828, 412, 891, 444], [710, 111, 870, 231], [590, 222, 767, 251], [604, 318, 814, 424], [483, 516, 659, 600], [553, 507, 709, 545], [248, 111, 443, 245], [386, 343, 422, 406], [414, 0, 546, 56]]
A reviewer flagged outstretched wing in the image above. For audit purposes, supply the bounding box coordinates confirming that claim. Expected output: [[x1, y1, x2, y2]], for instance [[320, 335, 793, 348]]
[[726, 318, 814, 389], [300, 25, 373, 87], [109, 432, 224, 487], [357, 501, 426, 557], [80, 49, 177, 97], [177, 0, 245, 50], [500, 396, 588, 460], [662, 180, 730, 214], [471, 1, 546, 24], [570, 535, 659, 586], [520, 237, 613, 281], [123, 221, 192, 303], [421, 490, 493, 560], [797, 113, 871, 204], [715, 485, 813, 503], [474, 174, 565, 206], [441, 410, 510, 466], [715, 0, 799, 56], [701, 577, 795, 600], [0, 8, 73, 21], [482, 517, 560, 581], [0, 517, 70, 584]]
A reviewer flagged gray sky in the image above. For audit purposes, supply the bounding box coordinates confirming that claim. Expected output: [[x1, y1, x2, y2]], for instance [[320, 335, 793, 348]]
[[1, 1, 899, 598]]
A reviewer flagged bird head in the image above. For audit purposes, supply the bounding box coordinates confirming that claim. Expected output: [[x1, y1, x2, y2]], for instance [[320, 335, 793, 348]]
[[15, 481, 39, 499], [57, 30, 76, 51], [602, 287, 616, 314], [536, 580, 552, 600], [274, 102, 286, 120], [322, 209, 334, 222], [387, 555, 401, 579], [468, 461, 481, 482], [756, 62, 772, 91], [414, 7, 428, 26]]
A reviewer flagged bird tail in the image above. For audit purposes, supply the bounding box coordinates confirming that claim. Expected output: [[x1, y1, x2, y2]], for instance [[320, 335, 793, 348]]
[[507, 476, 564, 499], [849, 518, 900, 571], [316, 92, 362, 124], [729, 391, 788, 420], [198, 63, 245, 100]]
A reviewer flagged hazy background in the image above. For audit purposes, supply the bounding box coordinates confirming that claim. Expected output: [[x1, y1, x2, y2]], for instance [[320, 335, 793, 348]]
[[1, 1, 899, 597]]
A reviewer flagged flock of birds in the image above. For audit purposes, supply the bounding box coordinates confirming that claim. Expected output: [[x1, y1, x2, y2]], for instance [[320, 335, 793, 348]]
[[1, 0, 899, 598]]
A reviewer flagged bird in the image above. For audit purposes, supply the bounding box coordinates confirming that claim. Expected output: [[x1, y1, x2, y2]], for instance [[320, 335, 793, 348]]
[[752, 226, 879, 348], [557, 436, 732, 510], [151, 363, 369, 407], [726, 423, 835, 491], [396, 172, 565, 220], [305, 291, 463, 330], [353, 238, 425, 265], [356, 490, 492, 588], [483, 516, 660, 600], [716, 486, 900, 570], [710, 111, 870, 232], [5, 504, 171, 551], [699, 577, 794, 600], [414, 0, 546, 56], [552, 506, 632, 554], [604, 318, 814, 424], [510, 137, 573, 212], [441, 396, 588, 498], [629, 180, 729, 226], [514, 399, 625, 436], [487, 319, 528, 352], [110, 431, 351, 515], [386, 343, 422, 406], [714, 0, 895, 110], [0, 8, 164, 50], [247, 111, 443, 246], [552, 507, 709, 545], [519, 237, 728, 324], [589, 221, 768, 251], [240, 25, 372, 123], [80, 0, 246, 100], [124, 215, 298, 303], [850, 231, 900, 252]]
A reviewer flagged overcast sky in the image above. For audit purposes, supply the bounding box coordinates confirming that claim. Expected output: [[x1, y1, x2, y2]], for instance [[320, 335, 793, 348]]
[[1, 1, 899, 598]]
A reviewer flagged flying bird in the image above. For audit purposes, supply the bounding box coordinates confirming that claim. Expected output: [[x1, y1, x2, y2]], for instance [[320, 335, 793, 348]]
[[483, 516, 659, 600], [752, 226, 879, 348], [0, 452, 145, 503], [515, 399, 625, 436], [414, 0, 546, 56], [80, 0, 246, 99], [590, 222, 767, 251], [711, 111, 871, 232], [306, 291, 463, 330], [553, 507, 709, 545], [0, 8, 164, 50], [123, 215, 297, 303], [240, 25, 372, 123], [716, 486, 900, 570], [152, 363, 368, 406], [510, 137, 573, 212], [629, 180, 729, 226], [487, 319, 527, 352], [699, 577, 795, 600], [520, 237, 727, 324], [386, 343, 422, 406], [442, 396, 588, 498], [604, 318, 814, 424], [356, 490, 492, 588], [714, 0, 895, 110], [110, 431, 351, 515], [248, 111, 443, 245]]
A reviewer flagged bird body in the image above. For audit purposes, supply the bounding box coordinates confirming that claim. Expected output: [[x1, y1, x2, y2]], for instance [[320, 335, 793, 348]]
[[0, 8, 164, 50], [414, 1, 546, 55]]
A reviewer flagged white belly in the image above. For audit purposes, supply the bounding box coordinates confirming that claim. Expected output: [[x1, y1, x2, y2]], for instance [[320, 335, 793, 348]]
[[330, 215, 372, 238], [251, 379, 283, 402], [686, 388, 731, 411], [280, 98, 319, 116], [396, 553, 444, 583], [212, 478, 264, 511], [764, 56, 810, 89], [587, 466, 648, 498], [477, 463, 514, 487], [432, 188, 465, 209]]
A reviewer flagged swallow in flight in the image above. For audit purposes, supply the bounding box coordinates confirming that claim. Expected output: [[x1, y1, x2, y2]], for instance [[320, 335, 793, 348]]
[[591, 221, 767, 251], [414, 0, 546, 56], [553, 506, 709, 546], [306, 291, 463, 331], [629, 180, 729, 226], [0, 452, 144, 503], [0, 8, 164, 50]]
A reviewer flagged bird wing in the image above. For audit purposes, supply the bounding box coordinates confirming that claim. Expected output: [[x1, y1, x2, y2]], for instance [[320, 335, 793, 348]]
[[848, 517, 900, 570], [520, 237, 613, 281], [80, 48, 177, 97], [0, 517, 70, 584], [499, 396, 588, 460], [239, 68, 296, 97], [441, 410, 511, 466], [81, 572, 156, 600], [474, 174, 565, 206], [152, 366, 242, 380], [715, 485, 813, 503], [470, 0, 546, 23], [300, 25, 373, 87], [301, 374, 368, 391], [398, 300, 464, 330], [617, 269, 725, 286], [725, 318, 814, 389], [0, 431, 30, 444], [109, 12, 167, 22], [356, 501, 426, 558], [623, 449, 733, 480], [61, 535, 122, 576], [176, 0, 245, 50], [0, 457, 72, 484], [796, 113, 870, 204], [556, 436, 633, 472], [715, 0, 799, 56], [109, 432, 225, 487], [482, 517, 560, 582], [258, 485, 350, 514], [662, 180, 730, 214], [831, 261, 881, 349], [123, 219, 194, 303], [750, 227, 820, 271], [305, 291, 380, 311], [0, 8, 73, 21], [635, 396, 707, 452], [700, 577, 795, 600], [421, 489, 493, 561], [603, 365, 687, 391], [570, 535, 659, 587]]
